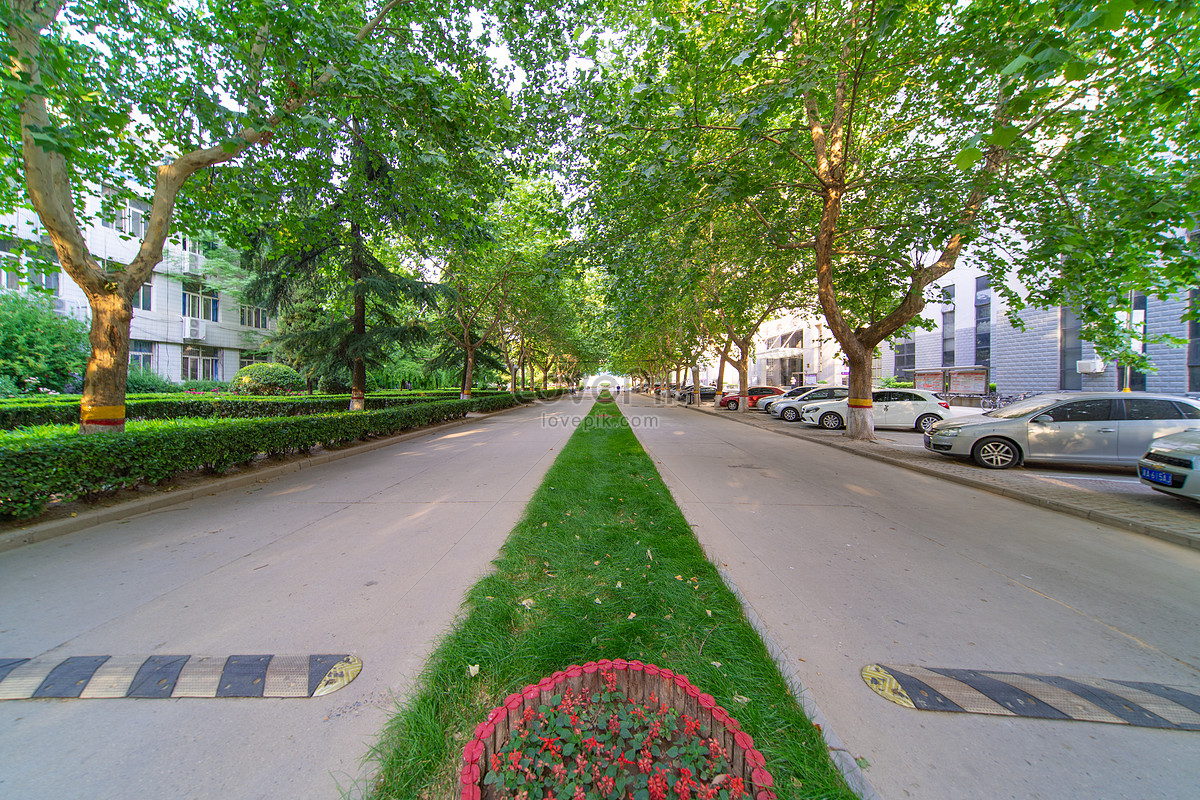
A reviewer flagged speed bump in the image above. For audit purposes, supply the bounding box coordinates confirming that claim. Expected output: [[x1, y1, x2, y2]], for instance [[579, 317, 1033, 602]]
[[0, 654, 361, 700], [863, 664, 1200, 730]]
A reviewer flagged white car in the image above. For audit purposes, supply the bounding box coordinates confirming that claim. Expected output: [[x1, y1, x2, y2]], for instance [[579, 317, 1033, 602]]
[[926, 392, 1200, 469], [1138, 429, 1200, 501], [769, 386, 850, 421], [757, 385, 824, 411], [800, 389, 951, 432]]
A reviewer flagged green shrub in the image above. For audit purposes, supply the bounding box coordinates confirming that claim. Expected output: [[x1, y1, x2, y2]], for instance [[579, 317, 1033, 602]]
[[181, 379, 229, 393], [230, 363, 304, 395], [317, 371, 379, 394], [126, 368, 178, 394], [0, 397, 532, 519], [0, 375, 17, 398], [0, 292, 89, 392]]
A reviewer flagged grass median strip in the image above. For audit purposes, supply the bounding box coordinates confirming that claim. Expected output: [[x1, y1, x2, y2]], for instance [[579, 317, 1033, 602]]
[[366, 396, 858, 800]]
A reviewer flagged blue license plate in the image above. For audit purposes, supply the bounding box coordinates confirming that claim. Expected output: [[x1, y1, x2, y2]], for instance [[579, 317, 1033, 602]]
[[1139, 466, 1175, 486]]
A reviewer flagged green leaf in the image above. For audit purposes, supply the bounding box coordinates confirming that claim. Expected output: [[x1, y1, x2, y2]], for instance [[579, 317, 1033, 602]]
[[982, 126, 1021, 149], [953, 147, 985, 171], [1000, 54, 1034, 76], [1063, 61, 1089, 82]]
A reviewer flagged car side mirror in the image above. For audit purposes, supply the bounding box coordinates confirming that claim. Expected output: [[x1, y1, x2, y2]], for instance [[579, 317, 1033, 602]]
[[1032, 414, 1052, 424]]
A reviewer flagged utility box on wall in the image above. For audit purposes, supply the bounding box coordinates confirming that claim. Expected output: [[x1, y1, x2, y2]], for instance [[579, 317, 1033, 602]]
[[1076, 357, 1106, 374]]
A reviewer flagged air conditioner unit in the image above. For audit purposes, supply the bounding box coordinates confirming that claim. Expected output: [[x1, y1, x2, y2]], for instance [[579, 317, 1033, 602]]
[[181, 254, 202, 274], [1076, 357, 1106, 374], [51, 297, 66, 312], [182, 318, 204, 340]]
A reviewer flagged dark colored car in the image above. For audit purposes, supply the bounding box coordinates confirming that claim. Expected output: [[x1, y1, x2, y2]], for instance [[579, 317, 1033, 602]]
[[679, 386, 717, 404]]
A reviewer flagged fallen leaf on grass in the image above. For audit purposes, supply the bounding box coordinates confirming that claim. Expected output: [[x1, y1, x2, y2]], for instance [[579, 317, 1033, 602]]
[[468, 664, 480, 678], [732, 693, 749, 705], [628, 612, 637, 620], [520, 598, 535, 609]]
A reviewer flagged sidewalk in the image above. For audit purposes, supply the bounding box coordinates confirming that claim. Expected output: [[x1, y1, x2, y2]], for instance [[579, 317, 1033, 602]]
[[668, 397, 1200, 550]]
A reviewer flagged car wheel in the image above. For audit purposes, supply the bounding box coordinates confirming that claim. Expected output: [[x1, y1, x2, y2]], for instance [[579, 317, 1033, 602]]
[[781, 407, 799, 422], [727, 399, 739, 411], [819, 412, 844, 430], [972, 437, 1020, 469], [916, 414, 940, 434]]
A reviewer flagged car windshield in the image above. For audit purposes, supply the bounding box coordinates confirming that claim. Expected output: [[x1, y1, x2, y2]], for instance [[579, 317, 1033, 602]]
[[984, 396, 1062, 419]]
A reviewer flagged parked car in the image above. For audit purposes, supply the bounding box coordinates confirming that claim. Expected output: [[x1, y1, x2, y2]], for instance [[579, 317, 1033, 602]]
[[719, 386, 783, 411], [769, 386, 851, 421], [679, 385, 717, 403], [1138, 429, 1200, 501], [758, 385, 825, 412], [801, 389, 951, 432], [924, 392, 1200, 469]]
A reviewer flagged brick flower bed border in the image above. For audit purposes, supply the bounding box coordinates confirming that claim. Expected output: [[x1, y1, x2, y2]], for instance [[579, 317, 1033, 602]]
[[459, 659, 776, 800]]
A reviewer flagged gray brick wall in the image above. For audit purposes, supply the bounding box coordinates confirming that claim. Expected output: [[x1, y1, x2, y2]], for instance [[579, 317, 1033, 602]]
[[992, 307, 1061, 394], [1144, 296, 1190, 393], [914, 329, 941, 371]]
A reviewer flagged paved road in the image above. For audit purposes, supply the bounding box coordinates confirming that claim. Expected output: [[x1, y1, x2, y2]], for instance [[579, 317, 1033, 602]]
[[624, 393, 1200, 800], [0, 397, 589, 799]]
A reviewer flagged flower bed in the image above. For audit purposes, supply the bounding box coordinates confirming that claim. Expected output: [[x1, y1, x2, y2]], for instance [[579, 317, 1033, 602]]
[[461, 660, 775, 800]]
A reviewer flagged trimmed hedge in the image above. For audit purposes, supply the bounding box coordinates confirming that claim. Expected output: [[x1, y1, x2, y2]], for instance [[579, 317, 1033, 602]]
[[0, 392, 558, 520], [0, 393, 459, 430]]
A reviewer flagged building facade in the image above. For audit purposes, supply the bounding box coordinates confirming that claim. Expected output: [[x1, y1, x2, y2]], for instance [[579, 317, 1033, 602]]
[[2, 192, 273, 385], [733, 265, 1196, 398]]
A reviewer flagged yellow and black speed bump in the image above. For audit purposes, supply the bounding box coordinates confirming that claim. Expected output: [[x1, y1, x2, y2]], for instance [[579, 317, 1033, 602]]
[[0, 654, 361, 700], [863, 664, 1200, 730]]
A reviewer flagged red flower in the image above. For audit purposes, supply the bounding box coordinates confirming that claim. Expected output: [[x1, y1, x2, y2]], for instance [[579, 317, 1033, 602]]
[[597, 775, 616, 795], [649, 769, 670, 800], [728, 776, 746, 799]]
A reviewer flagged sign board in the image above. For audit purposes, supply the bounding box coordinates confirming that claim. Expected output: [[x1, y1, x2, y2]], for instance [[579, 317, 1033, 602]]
[[914, 371, 945, 393], [949, 368, 988, 395]]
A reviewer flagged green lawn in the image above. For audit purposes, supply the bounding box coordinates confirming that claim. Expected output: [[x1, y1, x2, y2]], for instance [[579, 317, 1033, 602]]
[[366, 395, 858, 800]]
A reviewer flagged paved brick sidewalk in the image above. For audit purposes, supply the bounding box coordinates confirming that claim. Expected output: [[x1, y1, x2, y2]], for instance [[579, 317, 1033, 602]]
[[662, 397, 1200, 550]]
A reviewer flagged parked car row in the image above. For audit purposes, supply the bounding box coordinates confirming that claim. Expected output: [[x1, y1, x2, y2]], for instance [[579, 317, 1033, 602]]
[[638, 380, 1200, 503]]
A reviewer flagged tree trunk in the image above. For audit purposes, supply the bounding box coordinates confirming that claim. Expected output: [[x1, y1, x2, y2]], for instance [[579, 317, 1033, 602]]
[[461, 348, 474, 399], [691, 365, 701, 406], [80, 292, 133, 434], [713, 338, 731, 407], [349, 224, 366, 411], [843, 341, 876, 440]]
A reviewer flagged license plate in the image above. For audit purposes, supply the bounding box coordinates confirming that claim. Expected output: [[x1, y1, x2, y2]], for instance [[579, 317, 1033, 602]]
[[1139, 466, 1175, 486]]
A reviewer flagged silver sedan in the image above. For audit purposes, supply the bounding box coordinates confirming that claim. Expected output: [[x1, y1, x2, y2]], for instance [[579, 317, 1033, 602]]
[[924, 392, 1200, 469]]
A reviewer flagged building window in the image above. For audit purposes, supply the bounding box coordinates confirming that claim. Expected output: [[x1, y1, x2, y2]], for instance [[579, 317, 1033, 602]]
[[974, 276, 991, 369], [181, 236, 203, 273], [240, 305, 269, 329], [894, 337, 915, 382], [239, 351, 271, 369], [181, 345, 221, 381], [101, 187, 150, 237], [202, 288, 219, 322], [132, 276, 152, 311], [129, 339, 154, 371], [1060, 307, 1083, 391], [1117, 292, 1147, 392], [182, 281, 201, 318]]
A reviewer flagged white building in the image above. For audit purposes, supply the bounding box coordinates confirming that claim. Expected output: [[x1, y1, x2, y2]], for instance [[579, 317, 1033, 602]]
[[1, 191, 273, 385]]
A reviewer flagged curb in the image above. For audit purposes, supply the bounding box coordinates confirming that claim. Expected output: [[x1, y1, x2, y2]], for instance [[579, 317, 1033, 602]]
[[0, 400, 545, 555], [678, 401, 1200, 552]]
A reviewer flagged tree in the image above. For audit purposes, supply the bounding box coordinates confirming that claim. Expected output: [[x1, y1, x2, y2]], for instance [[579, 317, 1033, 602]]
[[0, 290, 87, 392], [2, 0, 584, 432], [579, 0, 1200, 439], [433, 179, 571, 397]]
